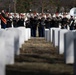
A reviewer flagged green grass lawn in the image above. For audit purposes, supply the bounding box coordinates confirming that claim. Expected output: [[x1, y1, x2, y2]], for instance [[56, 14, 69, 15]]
[[6, 37, 74, 75]]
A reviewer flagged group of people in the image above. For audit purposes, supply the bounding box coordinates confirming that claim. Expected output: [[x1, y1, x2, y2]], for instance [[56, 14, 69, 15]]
[[0, 10, 25, 29], [0, 10, 76, 37], [26, 13, 76, 37]]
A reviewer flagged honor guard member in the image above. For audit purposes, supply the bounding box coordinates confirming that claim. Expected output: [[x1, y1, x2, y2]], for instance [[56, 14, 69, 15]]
[[26, 19, 30, 28], [31, 16, 38, 37], [74, 17, 76, 29], [13, 13, 18, 27], [0, 10, 7, 29], [61, 14, 69, 29], [6, 13, 12, 28], [69, 16, 75, 30], [51, 17, 56, 27], [53, 13, 60, 27], [30, 16, 34, 37], [38, 17, 46, 37], [45, 17, 51, 29], [17, 14, 24, 27], [54, 16, 60, 27]]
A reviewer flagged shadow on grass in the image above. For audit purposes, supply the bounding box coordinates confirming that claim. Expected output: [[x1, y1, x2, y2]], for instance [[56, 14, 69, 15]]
[[15, 53, 64, 64], [6, 37, 74, 75], [6, 70, 74, 75]]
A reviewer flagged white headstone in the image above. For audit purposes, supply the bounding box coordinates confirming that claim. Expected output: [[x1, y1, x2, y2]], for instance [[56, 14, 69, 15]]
[[64, 31, 74, 64], [45, 29, 49, 42], [0, 20, 1, 29], [59, 24, 61, 29], [0, 38, 5, 75], [25, 28, 29, 41], [49, 28, 56, 42], [16, 28, 24, 48], [45, 29, 49, 40], [52, 28, 60, 47], [72, 30, 76, 74], [2, 30, 15, 64], [67, 25, 70, 30], [6, 28, 20, 55], [26, 28, 31, 39], [0, 29, 5, 35], [17, 27, 26, 42], [0, 29, 15, 65], [58, 29, 69, 54], [74, 31, 76, 75]]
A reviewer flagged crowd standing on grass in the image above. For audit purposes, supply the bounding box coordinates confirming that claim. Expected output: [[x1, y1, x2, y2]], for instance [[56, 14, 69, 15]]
[[0, 10, 76, 37]]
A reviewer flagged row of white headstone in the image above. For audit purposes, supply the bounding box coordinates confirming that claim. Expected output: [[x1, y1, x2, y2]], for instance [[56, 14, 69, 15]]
[[0, 27, 31, 75], [45, 27, 76, 75]]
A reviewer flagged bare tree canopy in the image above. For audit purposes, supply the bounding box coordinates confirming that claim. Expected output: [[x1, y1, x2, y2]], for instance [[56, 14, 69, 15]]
[[0, 0, 76, 13]]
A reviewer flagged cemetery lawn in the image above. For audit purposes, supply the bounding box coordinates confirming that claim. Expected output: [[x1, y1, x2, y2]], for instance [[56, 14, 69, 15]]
[[6, 37, 74, 75]]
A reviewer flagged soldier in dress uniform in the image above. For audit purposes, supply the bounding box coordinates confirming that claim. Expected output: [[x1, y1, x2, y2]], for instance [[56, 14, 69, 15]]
[[74, 17, 76, 29], [61, 14, 69, 29], [17, 14, 24, 27], [6, 13, 12, 28], [53, 13, 60, 27], [30, 16, 34, 37], [54, 16, 60, 27], [69, 16, 75, 30], [51, 17, 56, 27], [45, 17, 51, 29], [38, 16, 46, 37], [13, 13, 18, 27], [0, 10, 7, 29], [26, 18, 30, 28], [31, 16, 38, 37]]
